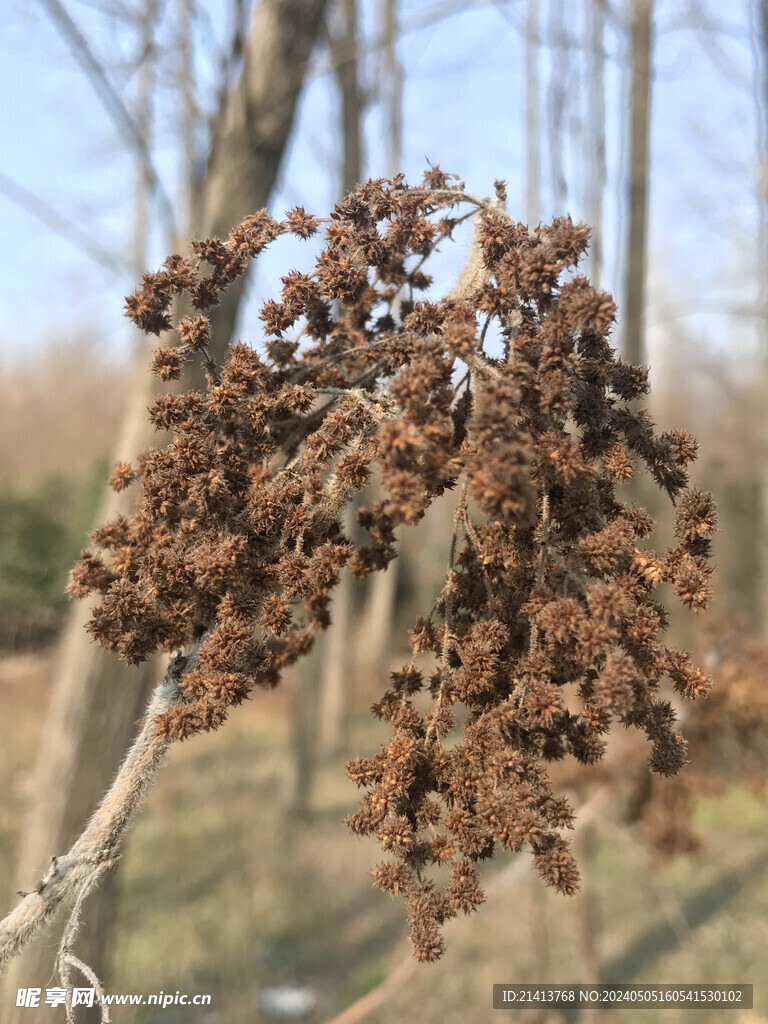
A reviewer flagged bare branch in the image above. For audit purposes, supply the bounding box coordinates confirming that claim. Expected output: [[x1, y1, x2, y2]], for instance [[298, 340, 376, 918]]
[[381, 0, 403, 176], [34, 0, 177, 235], [0, 169, 129, 275]]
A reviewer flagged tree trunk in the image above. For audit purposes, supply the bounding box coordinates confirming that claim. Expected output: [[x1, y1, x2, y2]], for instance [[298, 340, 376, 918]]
[[355, 545, 398, 704], [335, 0, 363, 197], [176, 0, 201, 230], [284, 658, 319, 818], [587, 0, 607, 289], [525, 0, 540, 225], [547, 0, 568, 211], [198, 0, 329, 342], [573, 821, 603, 1024], [317, 576, 352, 758], [2, 353, 167, 1021], [755, 0, 768, 639], [381, 0, 403, 176], [132, 0, 154, 276], [317, 509, 355, 761], [346, 0, 403, 714], [2, 0, 329, 1013], [315, 0, 363, 762], [622, 0, 653, 368]]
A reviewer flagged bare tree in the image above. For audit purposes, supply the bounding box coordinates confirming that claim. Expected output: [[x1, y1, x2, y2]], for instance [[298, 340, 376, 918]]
[[587, 0, 607, 289], [131, 0, 155, 276], [381, 0, 403, 177], [34, 0, 176, 237], [332, 0, 364, 197], [525, 0, 540, 224], [175, 0, 201, 233], [753, 0, 768, 639], [547, 0, 568, 211], [2, 1, 329, 1013], [318, 0, 364, 761], [622, 0, 653, 367], [295, 0, 367, 770], [352, 0, 403, 706]]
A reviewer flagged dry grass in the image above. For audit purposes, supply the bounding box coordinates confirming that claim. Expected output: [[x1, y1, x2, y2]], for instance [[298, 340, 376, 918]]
[[0, 336, 127, 484], [0, 653, 52, 876]]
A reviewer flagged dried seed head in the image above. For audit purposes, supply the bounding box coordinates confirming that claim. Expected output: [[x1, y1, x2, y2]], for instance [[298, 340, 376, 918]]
[[72, 170, 716, 962]]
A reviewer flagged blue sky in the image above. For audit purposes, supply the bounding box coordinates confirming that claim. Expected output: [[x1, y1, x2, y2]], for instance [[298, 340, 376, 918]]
[[0, 0, 761, 374]]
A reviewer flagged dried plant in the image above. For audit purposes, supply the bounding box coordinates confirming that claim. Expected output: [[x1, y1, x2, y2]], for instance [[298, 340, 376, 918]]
[[2, 169, 716, 975]]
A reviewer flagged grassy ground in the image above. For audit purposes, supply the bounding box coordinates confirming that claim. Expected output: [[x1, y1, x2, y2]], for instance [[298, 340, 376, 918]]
[[1, 653, 767, 1024]]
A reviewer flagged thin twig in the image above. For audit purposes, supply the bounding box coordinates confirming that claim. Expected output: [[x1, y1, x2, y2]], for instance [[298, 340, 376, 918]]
[[528, 492, 551, 658], [461, 507, 494, 604], [35, 0, 176, 234], [424, 475, 468, 746]]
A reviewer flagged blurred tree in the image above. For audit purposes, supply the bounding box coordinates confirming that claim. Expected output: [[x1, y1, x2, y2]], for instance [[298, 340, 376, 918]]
[[547, 0, 568, 211], [353, 0, 403, 710], [587, 0, 607, 288], [2, 0, 329, 1015], [754, 0, 768, 638], [286, 0, 367, 796], [131, 0, 156, 276], [381, 0, 403, 177], [525, 0, 540, 224], [316, 0, 364, 764], [623, 0, 653, 367]]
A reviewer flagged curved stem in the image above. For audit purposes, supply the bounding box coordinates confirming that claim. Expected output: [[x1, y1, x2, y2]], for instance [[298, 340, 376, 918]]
[[0, 641, 201, 976]]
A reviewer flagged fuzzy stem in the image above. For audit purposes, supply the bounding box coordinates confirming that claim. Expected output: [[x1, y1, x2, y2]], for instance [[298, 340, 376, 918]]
[[528, 492, 551, 657], [424, 476, 468, 746], [0, 642, 201, 976]]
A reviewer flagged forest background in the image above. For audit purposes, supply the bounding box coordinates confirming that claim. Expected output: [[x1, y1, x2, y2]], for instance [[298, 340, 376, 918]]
[[1, 1, 768, 1022]]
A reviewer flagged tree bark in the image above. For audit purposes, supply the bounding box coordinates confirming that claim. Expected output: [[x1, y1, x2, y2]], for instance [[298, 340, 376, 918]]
[[355, 544, 398, 705], [315, 0, 364, 762], [132, 0, 155, 276], [284, 657, 319, 818], [381, 0, 403, 177], [525, 0, 540, 225], [347, 0, 403, 716], [547, 0, 568, 212], [622, 0, 653, 368], [755, 0, 768, 639], [587, 0, 607, 290], [2, 1, 329, 1015], [317, 508, 355, 761]]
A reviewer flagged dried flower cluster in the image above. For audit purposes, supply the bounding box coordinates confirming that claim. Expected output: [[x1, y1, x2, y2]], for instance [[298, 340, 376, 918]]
[[68, 169, 716, 962]]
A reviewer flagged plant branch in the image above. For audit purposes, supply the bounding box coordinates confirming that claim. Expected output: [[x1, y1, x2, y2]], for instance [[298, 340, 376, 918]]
[[35, 0, 176, 234], [0, 640, 202, 976], [0, 170, 130, 276]]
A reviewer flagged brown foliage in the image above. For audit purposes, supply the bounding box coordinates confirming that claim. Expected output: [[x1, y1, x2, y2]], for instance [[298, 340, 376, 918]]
[[68, 170, 716, 961]]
